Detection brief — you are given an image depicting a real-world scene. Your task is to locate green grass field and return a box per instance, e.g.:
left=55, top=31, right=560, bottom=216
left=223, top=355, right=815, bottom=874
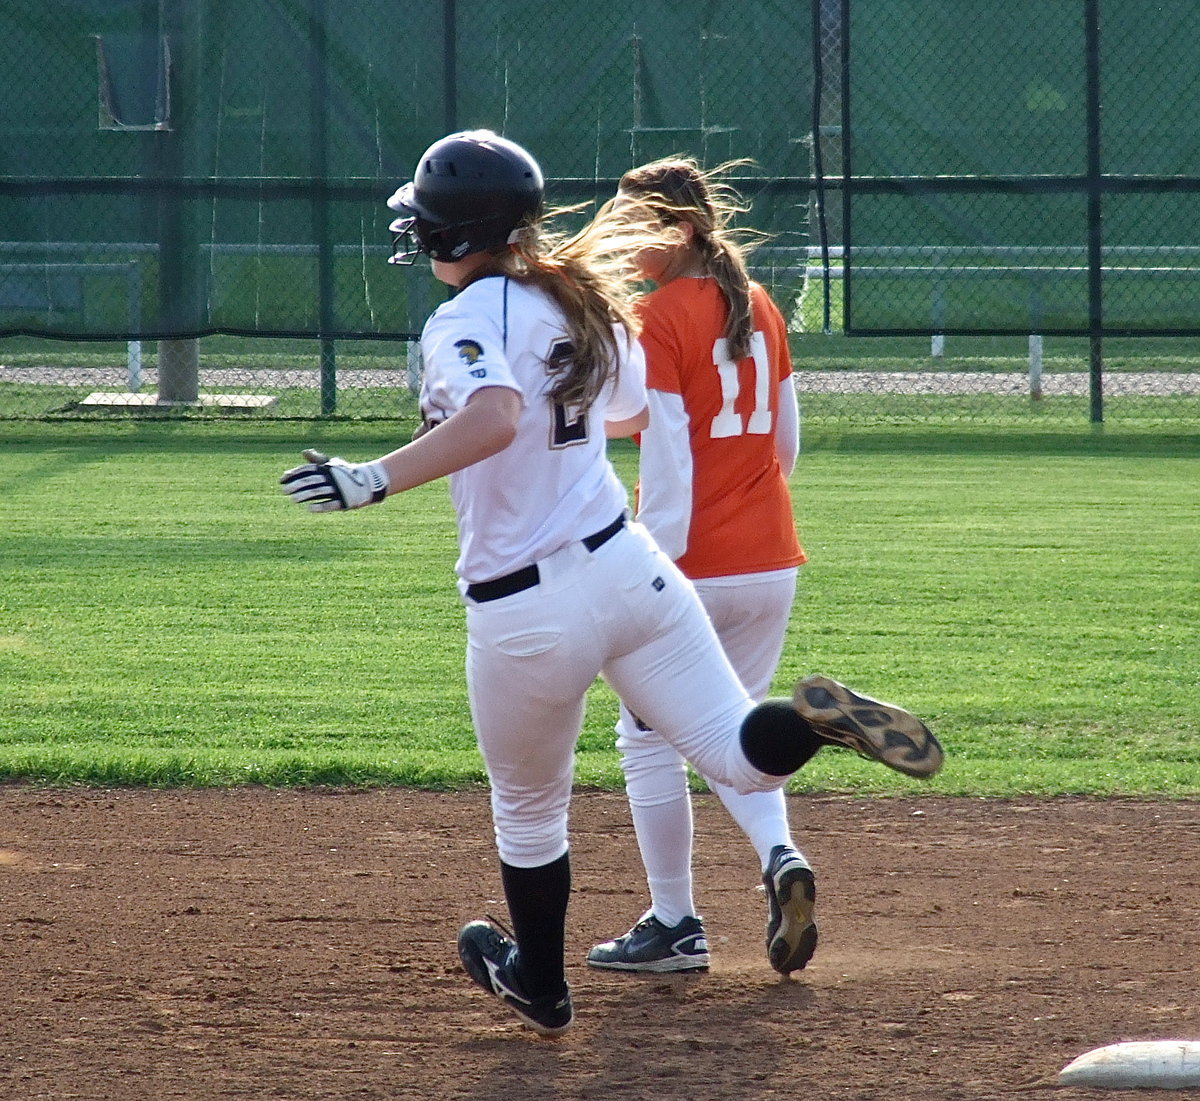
left=1, top=420, right=1197, bottom=795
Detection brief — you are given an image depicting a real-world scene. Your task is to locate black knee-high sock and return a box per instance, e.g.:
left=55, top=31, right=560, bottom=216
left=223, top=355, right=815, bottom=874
left=739, top=698, right=825, bottom=776
left=500, top=851, right=571, bottom=997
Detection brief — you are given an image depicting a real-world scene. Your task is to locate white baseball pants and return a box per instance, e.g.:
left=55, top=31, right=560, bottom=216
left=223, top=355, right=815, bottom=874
left=615, top=569, right=799, bottom=881
left=463, top=521, right=785, bottom=868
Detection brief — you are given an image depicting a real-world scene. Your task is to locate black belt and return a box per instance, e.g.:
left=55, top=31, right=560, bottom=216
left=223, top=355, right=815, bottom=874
left=465, top=513, right=626, bottom=603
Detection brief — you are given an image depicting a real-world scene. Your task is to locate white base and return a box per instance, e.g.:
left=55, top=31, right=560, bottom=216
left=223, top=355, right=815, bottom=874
left=1058, top=1040, right=1200, bottom=1089
left=80, top=392, right=278, bottom=410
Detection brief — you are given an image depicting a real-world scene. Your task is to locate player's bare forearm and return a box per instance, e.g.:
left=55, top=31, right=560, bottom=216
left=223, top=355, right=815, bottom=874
left=605, top=405, right=649, bottom=438
left=379, top=386, right=521, bottom=494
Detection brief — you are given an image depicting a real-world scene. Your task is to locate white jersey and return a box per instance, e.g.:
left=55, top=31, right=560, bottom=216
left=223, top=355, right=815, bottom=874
left=419, top=275, right=648, bottom=584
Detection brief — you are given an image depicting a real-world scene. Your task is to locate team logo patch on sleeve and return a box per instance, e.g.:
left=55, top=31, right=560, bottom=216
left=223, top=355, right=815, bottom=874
left=455, top=339, right=485, bottom=367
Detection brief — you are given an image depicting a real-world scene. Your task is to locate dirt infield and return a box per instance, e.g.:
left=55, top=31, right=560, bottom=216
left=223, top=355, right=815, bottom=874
left=2, top=787, right=1198, bottom=1100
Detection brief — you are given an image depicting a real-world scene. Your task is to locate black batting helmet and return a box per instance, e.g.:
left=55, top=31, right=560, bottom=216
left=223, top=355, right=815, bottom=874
left=386, top=130, right=545, bottom=264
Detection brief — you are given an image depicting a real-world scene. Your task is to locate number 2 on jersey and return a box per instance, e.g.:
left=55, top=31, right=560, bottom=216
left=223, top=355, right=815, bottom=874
left=548, top=338, right=588, bottom=448
left=709, top=332, right=772, bottom=439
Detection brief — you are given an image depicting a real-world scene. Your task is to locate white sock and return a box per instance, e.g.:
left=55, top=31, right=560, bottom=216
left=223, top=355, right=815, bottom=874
left=628, top=792, right=697, bottom=927
left=709, top=780, right=808, bottom=872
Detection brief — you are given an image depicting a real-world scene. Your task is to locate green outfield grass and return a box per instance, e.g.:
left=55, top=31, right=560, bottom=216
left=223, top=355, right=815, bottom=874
left=1, top=420, right=1197, bottom=795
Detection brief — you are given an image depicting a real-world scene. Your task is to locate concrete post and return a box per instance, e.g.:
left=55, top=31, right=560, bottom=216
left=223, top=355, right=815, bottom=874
left=157, top=338, right=199, bottom=403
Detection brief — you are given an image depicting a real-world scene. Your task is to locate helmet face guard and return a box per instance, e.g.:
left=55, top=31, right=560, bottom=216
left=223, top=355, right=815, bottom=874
left=386, top=182, right=434, bottom=265
left=386, top=213, right=422, bottom=266
left=386, top=131, right=544, bottom=265
left=386, top=206, right=510, bottom=265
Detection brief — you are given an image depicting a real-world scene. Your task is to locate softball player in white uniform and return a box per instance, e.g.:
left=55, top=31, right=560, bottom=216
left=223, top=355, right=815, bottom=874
left=281, top=130, right=943, bottom=1037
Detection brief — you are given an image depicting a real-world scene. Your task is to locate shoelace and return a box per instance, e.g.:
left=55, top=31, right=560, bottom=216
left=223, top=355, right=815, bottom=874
left=485, top=912, right=517, bottom=942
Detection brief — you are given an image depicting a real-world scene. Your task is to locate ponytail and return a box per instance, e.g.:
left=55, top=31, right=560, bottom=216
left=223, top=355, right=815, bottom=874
left=474, top=199, right=675, bottom=412
left=702, top=236, right=755, bottom=362
left=619, top=157, right=764, bottom=361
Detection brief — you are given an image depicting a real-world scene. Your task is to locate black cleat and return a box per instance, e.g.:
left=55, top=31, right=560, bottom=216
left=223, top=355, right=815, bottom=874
left=763, top=846, right=817, bottom=974
left=457, top=920, right=573, bottom=1036
left=586, top=913, right=710, bottom=973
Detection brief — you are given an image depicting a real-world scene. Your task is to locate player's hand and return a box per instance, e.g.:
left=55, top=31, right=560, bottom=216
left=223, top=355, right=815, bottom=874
left=280, top=449, right=390, bottom=512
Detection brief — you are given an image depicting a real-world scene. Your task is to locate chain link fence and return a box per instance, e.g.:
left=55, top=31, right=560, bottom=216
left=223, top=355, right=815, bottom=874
left=1, top=1, right=1196, bottom=424
left=796, top=0, right=1200, bottom=425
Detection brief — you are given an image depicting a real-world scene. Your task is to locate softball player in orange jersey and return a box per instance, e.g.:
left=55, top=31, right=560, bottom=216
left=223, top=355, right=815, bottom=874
left=281, top=133, right=942, bottom=1037
left=588, top=158, right=905, bottom=976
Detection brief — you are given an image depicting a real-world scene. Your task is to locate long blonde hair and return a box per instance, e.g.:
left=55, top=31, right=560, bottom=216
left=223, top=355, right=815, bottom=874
left=618, top=157, right=760, bottom=361
left=461, top=198, right=676, bottom=412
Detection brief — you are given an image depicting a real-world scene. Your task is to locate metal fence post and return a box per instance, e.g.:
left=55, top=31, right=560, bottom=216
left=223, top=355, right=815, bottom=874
left=1085, top=0, right=1105, bottom=423
left=309, top=0, right=336, bottom=414
left=154, top=0, right=201, bottom=405
left=443, top=0, right=457, bottom=133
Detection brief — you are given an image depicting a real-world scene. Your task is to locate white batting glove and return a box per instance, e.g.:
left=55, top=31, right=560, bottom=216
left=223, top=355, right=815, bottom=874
left=280, top=449, right=390, bottom=512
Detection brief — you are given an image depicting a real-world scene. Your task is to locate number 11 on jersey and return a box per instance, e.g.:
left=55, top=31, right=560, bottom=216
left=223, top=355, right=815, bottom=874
left=709, top=332, right=772, bottom=439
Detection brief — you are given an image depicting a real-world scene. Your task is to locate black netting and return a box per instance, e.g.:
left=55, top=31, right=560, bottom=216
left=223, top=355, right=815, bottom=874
left=843, top=0, right=1200, bottom=338
left=0, top=0, right=813, bottom=340
left=0, top=1, right=1196, bottom=423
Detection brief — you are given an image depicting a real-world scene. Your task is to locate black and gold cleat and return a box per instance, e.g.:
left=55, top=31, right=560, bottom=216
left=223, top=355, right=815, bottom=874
left=793, top=674, right=944, bottom=778
left=763, top=846, right=818, bottom=974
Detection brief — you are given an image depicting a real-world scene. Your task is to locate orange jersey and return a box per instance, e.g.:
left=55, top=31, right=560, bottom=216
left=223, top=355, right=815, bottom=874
left=635, top=277, right=805, bottom=579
